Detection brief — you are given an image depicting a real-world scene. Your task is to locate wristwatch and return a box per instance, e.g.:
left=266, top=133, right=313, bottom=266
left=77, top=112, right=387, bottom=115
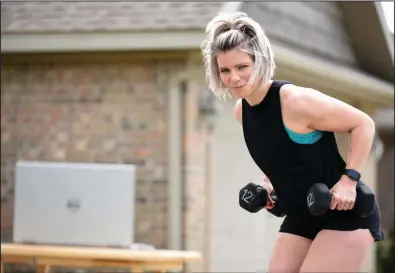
left=344, top=169, right=361, bottom=182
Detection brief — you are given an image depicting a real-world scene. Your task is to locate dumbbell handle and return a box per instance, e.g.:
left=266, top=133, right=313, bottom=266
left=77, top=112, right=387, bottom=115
left=307, top=183, right=375, bottom=217
left=270, top=191, right=277, bottom=202
left=331, top=186, right=374, bottom=209
left=267, top=190, right=286, bottom=217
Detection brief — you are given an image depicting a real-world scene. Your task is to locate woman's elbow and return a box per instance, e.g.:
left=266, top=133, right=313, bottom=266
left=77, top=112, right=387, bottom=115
left=362, top=114, right=375, bottom=136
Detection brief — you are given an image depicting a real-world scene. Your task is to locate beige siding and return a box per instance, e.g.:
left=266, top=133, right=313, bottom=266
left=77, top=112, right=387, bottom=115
left=210, top=98, right=284, bottom=272
left=377, top=133, right=394, bottom=234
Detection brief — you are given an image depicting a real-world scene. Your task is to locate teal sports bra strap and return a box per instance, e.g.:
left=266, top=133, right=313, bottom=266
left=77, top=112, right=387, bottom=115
left=284, top=124, right=323, bottom=144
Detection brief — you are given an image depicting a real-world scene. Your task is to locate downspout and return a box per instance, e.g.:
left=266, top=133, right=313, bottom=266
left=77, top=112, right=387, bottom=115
left=168, top=78, right=183, bottom=250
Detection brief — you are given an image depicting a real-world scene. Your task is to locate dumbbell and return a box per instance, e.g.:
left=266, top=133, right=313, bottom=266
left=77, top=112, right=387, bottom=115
left=306, top=183, right=376, bottom=217
left=239, top=182, right=286, bottom=217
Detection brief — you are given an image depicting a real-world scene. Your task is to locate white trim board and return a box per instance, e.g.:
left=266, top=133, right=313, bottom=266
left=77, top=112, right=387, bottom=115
left=1, top=31, right=205, bottom=52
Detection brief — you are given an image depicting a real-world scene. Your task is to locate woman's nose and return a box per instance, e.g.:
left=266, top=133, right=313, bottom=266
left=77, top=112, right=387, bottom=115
left=230, top=72, right=240, bottom=82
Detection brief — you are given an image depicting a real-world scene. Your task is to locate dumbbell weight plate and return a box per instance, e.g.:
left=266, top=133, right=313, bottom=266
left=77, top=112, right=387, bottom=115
left=239, top=183, right=268, bottom=213
left=306, top=183, right=331, bottom=216
left=353, top=183, right=376, bottom=218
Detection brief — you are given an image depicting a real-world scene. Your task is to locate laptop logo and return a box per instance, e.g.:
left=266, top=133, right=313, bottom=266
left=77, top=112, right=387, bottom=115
left=66, top=198, right=81, bottom=212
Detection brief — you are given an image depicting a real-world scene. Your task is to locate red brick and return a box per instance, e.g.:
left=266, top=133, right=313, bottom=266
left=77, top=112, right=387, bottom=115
left=0, top=61, right=180, bottom=248
left=1, top=57, right=208, bottom=271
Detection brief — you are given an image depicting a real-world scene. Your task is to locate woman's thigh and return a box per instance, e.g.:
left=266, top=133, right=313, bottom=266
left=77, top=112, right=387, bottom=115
left=299, top=229, right=374, bottom=272
left=268, top=232, right=312, bottom=273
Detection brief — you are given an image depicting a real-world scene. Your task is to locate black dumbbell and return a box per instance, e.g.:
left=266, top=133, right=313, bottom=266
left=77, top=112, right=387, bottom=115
left=239, top=182, right=286, bottom=217
left=306, top=183, right=376, bottom=217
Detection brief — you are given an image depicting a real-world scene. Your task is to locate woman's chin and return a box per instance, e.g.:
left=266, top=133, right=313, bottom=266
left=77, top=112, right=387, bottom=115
left=231, top=88, right=248, bottom=98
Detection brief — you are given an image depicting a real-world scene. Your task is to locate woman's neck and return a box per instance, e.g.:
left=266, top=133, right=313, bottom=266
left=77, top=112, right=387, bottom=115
left=244, top=80, right=273, bottom=106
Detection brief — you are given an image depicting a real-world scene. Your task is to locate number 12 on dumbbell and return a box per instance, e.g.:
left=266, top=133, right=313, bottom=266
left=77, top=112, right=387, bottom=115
left=241, top=187, right=259, bottom=205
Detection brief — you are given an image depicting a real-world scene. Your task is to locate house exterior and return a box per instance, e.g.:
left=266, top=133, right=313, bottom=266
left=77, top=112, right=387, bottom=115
left=1, top=2, right=394, bottom=273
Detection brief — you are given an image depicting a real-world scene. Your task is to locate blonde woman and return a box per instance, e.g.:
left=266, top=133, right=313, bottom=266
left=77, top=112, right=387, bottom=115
left=201, top=12, right=384, bottom=272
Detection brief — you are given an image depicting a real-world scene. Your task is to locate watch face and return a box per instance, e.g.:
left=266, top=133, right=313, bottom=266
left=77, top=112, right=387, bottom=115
left=349, top=174, right=357, bottom=181
left=346, top=169, right=360, bottom=181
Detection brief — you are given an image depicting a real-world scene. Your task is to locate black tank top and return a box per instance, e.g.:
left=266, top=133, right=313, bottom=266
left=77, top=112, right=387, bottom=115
left=242, top=80, right=346, bottom=215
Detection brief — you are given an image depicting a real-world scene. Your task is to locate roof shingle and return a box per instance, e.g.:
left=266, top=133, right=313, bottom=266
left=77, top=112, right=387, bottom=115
left=1, top=2, right=224, bottom=33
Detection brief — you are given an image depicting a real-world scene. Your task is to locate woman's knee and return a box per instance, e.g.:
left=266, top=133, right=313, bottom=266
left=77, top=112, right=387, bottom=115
left=268, top=232, right=312, bottom=273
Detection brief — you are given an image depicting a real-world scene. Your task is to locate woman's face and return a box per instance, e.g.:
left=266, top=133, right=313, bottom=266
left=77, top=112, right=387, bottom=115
left=216, top=49, right=257, bottom=98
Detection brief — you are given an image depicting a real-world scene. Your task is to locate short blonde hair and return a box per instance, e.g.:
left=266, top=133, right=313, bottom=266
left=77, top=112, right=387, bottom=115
left=201, top=12, right=276, bottom=100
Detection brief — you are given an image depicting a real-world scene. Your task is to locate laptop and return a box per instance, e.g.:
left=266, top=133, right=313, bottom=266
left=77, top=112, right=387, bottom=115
left=13, top=160, right=136, bottom=249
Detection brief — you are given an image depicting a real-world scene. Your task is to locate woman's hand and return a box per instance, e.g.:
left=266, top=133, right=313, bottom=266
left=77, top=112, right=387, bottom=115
left=329, top=175, right=357, bottom=211
left=261, top=177, right=275, bottom=209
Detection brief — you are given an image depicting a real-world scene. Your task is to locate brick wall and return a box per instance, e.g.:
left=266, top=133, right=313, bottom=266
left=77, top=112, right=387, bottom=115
left=1, top=56, right=189, bottom=250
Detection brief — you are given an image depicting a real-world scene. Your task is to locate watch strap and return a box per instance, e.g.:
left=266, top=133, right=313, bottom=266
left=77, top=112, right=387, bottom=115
left=345, top=169, right=361, bottom=182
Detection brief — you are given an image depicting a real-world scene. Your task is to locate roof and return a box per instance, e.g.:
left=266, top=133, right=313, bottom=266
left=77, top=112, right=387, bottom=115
left=339, top=2, right=394, bottom=82
left=1, top=2, right=224, bottom=33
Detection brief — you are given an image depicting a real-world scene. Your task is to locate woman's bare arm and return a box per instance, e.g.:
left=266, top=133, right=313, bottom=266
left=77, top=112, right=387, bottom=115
left=285, top=86, right=375, bottom=173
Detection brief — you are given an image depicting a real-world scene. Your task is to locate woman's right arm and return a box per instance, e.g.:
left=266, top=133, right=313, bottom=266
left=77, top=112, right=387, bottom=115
left=233, top=99, right=274, bottom=208
left=262, top=176, right=275, bottom=209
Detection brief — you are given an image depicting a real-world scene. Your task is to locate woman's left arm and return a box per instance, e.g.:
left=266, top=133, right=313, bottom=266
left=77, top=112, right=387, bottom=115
left=289, top=86, right=375, bottom=211
left=294, top=87, right=375, bottom=172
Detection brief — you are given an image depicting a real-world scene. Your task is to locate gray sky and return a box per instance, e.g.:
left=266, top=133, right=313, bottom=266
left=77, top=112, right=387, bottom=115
left=381, top=2, right=394, bottom=33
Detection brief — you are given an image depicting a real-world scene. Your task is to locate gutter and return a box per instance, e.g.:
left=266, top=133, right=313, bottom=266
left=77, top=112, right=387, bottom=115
left=272, top=42, right=394, bottom=106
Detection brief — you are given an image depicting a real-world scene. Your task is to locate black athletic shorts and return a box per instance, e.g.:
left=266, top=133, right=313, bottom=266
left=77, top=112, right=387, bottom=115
left=279, top=195, right=385, bottom=242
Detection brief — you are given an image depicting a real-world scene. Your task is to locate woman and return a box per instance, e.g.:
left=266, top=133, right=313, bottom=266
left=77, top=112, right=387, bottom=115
left=201, top=12, right=384, bottom=272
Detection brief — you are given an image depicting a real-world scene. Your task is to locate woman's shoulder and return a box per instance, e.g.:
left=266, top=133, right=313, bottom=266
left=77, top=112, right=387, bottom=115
left=279, top=82, right=310, bottom=104
left=280, top=84, right=336, bottom=125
